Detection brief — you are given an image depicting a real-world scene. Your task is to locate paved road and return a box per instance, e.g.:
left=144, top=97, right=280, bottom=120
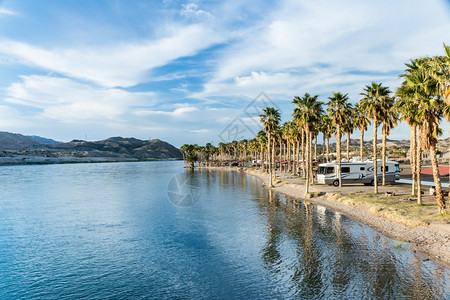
left=399, top=164, right=450, bottom=188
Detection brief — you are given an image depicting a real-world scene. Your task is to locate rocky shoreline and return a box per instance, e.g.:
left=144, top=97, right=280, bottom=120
left=201, top=166, right=450, bottom=268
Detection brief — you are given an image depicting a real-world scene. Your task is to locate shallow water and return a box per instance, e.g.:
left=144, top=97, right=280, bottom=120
left=0, top=161, right=448, bottom=299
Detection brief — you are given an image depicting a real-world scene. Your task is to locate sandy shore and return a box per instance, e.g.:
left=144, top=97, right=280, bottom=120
left=202, top=166, right=450, bottom=268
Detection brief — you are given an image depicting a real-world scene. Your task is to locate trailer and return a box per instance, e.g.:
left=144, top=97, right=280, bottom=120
left=316, top=160, right=400, bottom=186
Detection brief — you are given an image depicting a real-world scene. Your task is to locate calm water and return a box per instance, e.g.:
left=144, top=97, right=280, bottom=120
left=0, top=161, right=448, bottom=299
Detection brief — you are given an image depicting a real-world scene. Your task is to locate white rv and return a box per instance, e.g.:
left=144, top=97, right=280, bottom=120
left=317, top=160, right=400, bottom=186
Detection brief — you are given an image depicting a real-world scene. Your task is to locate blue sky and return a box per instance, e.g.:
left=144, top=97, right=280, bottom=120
left=0, top=0, right=450, bottom=147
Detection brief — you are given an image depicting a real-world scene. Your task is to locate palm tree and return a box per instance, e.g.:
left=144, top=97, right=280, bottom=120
left=293, top=93, right=323, bottom=193
left=238, top=139, right=248, bottom=163
left=320, top=115, right=334, bottom=162
left=380, top=98, right=399, bottom=185
left=412, top=58, right=446, bottom=213
left=327, top=92, right=351, bottom=187
left=430, top=44, right=450, bottom=206
left=248, top=138, right=259, bottom=163
left=399, top=57, right=446, bottom=212
left=343, top=109, right=355, bottom=161
left=185, top=150, right=197, bottom=168
left=180, top=144, right=189, bottom=163
left=290, top=123, right=301, bottom=175
left=272, top=127, right=282, bottom=174
left=360, top=82, right=391, bottom=193
left=354, top=102, right=371, bottom=162
left=257, top=130, right=267, bottom=171
left=396, top=70, right=422, bottom=199
left=260, top=107, right=281, bottom=187
left=282, top=122, right=294, bottom=173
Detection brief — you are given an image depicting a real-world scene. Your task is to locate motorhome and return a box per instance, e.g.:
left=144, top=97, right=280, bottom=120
left=317, top=160, right=400, bottom=186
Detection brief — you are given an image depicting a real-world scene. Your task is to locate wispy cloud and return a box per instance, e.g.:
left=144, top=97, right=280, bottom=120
left=6, top=75, right=157, bottom=123
left=0, top=24, right=224, bottom=88
left=133, top=104, right=199, bottom=118
left=0, top=0, right=449, bottom=145
left=195, top=0, right=450, bottom=103
left=181, top=3, right=212, bottom=19
left=0, top=8, right=16, bottom=15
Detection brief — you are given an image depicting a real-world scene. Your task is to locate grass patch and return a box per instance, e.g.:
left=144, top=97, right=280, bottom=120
left=331, top=192, right=450, bottom=227
left=327, top=193, right=343, bottom=201
left=427, top=210, right=450, bottom=222
left=304, top=191, right=325, bottom=199
left=393, top=240, right=406, bottom=249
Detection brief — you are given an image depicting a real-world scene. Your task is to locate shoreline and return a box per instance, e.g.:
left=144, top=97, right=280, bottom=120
left=200, top=166, right=450, bottom=268
left=0, top=156, right=182, bottom=166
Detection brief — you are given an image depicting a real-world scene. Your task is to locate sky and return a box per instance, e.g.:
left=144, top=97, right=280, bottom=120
left=0, top=0, right=450, bottom=147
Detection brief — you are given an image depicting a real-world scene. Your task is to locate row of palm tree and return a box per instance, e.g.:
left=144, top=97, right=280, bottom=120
left=184, top=44, right=449, bottom=214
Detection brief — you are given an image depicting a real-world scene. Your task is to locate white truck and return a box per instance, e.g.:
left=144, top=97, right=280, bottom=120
left=317, top=160, right=400, bottom=186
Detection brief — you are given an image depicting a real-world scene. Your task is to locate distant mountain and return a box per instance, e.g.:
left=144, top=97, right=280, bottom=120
left=0, top=132, right=182, bottom=160
left=55, top=137, right=182, bottom=159
left=27, top=135, right=62, bottom=144
left=0, top=131, right=55, bottom=150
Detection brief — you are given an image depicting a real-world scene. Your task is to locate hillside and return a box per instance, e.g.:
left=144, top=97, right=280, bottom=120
left=0, top=132, right=182, bottom=160
left=56, top=137, right=182, bottom=159
left=0, top=131, right=54, bottom=150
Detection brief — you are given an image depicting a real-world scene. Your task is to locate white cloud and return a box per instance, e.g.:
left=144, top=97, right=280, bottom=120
left=0, top=24, right=224, bottom=88
left=133, top=104, right=199, bottom=118
left=5, top=75, right=156, bottom=123
left=0, top=8, right=16, bottom=15
left=190, top=129, right=209, bottom=133
left=181, top=3, right=212, bottom=18
left=196, top=0, right=450, bottom=101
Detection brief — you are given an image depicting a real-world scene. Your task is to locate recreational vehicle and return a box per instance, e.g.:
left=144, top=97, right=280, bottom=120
left=317, top=160, right=400, bottom=186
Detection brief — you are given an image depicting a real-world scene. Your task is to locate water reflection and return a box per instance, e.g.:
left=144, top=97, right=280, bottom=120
left=251, top=177, right=449, bottom=299
left=1, top=164, right=448, bottom=299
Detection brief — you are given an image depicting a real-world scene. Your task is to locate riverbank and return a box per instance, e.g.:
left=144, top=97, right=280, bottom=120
left=201, top=166, right=450, bottom=267
left=0, top=155, right=181, bottom=165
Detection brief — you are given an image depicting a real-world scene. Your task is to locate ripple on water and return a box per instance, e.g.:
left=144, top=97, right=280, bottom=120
left=0, top=162, right=448, bottom=299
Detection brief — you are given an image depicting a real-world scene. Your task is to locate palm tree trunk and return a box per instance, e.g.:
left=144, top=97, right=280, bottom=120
left=430, top=144, right=446, bottom=213
left=322, top=133, right=326, bottom=162
left=272, top=138, right=276, bottom=176
left=289, top=142, right=295, bottom=173
left=382, top=126, right=387, bottom=186
left=268, top=133, right=273, bottom=187
left=287, top=141, right=290, bottom=173
left=301, top=131, right=306, bottom=178
left=326, top=136, right=330, bottom=163
left=260, top=144, right=264, bottom=171
left=314, top=135, right=317, bottom=161
left=305, top=129, right=310, bottom=193
left=310, top=132, right=313, bottom=184
left=296, top=141, right=300, bottom=175
left=336, top=124, right=342, bottom=188
left=373, top=116, right=378, bottom=193
left=360, top=128, right=364, bottom=161
left=417, top=131, right=422, bottom=204
left=346, top=132, right=350, bottom=161
left=410, top=125, right=416, bottom=195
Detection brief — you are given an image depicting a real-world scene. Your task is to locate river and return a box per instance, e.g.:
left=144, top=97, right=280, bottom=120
left=0, top=161, right=448, bottom=299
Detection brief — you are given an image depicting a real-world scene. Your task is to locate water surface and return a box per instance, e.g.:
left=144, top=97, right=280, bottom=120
left=0, top=161, right=448, bottom=299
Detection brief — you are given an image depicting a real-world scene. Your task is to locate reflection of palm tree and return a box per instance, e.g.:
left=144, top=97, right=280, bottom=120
left=261, top=190, right=282, bottom=268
